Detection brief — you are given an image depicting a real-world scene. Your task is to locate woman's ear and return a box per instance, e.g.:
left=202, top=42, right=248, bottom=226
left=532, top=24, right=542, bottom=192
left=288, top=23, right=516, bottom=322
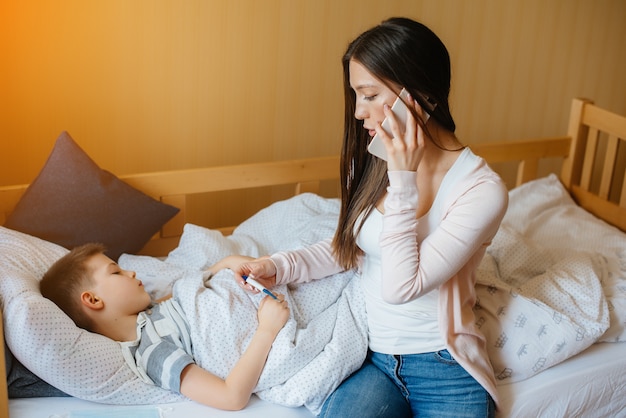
left=80, top=291, right=104, bottom=310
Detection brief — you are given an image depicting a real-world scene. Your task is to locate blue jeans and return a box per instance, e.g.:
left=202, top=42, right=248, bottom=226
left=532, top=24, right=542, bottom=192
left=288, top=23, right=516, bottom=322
left=319, top=350, right=495, bottom=418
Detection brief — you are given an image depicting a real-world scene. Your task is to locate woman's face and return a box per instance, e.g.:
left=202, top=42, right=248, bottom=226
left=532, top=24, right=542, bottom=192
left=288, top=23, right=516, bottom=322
left=349, top=59, right=401, bottom=139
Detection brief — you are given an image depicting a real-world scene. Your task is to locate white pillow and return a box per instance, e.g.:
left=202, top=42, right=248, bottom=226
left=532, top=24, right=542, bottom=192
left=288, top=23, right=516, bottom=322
left=475, top=174, right=626, bottom=384
left=0, top=226, right=182, bottom=403
left=476, top=228, right=609, bottom=383
left=503, top=174, right=626, bottom=343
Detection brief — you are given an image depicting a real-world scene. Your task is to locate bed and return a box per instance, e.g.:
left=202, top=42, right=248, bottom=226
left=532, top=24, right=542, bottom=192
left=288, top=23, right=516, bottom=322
left=1, top=97, right=625, bottom=418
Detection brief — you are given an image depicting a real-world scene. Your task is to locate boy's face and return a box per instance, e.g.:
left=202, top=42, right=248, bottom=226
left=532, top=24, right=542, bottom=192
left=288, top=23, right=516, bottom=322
left=87, top=253, right=152, bottom=315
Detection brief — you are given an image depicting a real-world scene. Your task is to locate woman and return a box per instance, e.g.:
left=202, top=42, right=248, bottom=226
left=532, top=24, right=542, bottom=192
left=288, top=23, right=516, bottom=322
left=215, top=17, right=507, bottom=417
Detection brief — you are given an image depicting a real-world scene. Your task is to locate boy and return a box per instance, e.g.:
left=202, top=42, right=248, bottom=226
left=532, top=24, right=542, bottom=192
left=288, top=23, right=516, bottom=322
left=40, top=243, right=289, bottom=411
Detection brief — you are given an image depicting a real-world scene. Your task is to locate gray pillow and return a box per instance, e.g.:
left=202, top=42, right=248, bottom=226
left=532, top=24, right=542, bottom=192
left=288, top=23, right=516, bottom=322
left=4, top=131, right=179, bottom=260
left=4, top=341, right=69, bottom=398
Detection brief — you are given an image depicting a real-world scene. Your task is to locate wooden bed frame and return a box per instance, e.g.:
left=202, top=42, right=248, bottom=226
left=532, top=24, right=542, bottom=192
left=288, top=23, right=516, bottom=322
left=1, top=97, right=625, bottom=417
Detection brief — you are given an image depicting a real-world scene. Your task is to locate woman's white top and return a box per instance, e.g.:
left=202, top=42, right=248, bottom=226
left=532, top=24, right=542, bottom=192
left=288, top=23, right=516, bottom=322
left=357, top=207, right=444, bottom=354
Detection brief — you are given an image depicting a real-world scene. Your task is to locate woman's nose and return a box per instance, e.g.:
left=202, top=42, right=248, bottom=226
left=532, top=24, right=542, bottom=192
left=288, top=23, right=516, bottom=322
left=354, top=103, right=367, bottom=120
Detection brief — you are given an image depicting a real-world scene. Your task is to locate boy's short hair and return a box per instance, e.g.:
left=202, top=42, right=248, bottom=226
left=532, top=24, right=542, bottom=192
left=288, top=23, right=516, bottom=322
left=40, top=243, right=106, bottom=332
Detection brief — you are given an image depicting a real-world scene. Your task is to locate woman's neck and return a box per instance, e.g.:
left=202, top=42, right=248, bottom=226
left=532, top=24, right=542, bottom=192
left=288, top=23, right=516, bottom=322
left=421, top=126, right=463, bottom=173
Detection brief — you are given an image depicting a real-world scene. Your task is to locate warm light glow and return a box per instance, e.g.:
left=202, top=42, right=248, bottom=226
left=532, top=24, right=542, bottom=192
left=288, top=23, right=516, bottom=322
left=1, top=0, right=625, bottom=195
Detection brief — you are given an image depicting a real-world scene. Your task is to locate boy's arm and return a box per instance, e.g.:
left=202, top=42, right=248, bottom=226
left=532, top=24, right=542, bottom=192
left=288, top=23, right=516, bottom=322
left=179, top=328, right=278, bottom=410
left=178, top=296, right=289, bottom=410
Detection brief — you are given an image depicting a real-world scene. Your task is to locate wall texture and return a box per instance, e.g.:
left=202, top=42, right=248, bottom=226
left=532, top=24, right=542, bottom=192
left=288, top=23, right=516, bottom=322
left=1, top=0, right=625, bottom=190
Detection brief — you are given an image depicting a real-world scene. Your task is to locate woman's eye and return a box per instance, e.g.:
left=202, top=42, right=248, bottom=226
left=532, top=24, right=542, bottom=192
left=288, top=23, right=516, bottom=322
left=364, top=95, right=377, bottom=102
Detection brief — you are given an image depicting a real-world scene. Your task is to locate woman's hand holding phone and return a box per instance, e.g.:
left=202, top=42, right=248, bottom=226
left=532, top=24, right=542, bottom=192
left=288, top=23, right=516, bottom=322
left=367, top=88, right=433, bottom=172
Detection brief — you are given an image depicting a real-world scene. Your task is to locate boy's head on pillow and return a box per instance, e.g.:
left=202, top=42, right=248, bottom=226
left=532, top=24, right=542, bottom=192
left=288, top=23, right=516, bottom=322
left=40, top=243, right=152, bottom=336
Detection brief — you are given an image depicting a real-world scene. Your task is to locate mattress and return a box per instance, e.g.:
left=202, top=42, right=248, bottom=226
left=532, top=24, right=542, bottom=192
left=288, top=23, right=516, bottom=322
left=496, top=342, right=626, bottom=418
left=11, top=341, right=625, bottom=418
left=10, top=395, right=313, bottom=418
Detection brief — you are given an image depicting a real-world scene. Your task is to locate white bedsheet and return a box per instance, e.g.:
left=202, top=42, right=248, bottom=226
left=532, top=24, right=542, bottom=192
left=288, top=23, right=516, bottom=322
left=496, top=342, right=626, bottom=418
left=11, top=395, right=314, bottom=418
left=11, top=341, right=625, bottom=418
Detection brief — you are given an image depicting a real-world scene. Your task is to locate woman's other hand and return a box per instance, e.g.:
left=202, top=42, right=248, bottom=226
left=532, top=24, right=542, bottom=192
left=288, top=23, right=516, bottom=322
left=206, top=255, right=254, bottom=276
left=237, top=258, right=277, bottom=294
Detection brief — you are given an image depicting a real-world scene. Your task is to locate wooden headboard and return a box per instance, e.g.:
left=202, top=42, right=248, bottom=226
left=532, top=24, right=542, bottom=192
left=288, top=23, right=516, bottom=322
left=561, top=98, right=626, bottom=231
left=1, top=98, right=625, bottom=257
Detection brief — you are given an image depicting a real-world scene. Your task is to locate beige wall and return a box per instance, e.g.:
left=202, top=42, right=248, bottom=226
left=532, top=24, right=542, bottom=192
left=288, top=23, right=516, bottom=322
left=1, top=0, right=625, bottom=189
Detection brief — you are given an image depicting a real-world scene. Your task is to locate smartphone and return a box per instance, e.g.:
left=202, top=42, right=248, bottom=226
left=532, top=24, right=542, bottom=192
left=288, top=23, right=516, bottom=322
left=367, top=88, right=432, bottom=161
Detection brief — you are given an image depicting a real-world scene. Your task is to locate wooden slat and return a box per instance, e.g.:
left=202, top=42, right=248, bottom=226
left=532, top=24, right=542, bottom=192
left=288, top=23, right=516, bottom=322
left=295, top=181, right=321, bottom=195
left=621, top=166, right=626, bottom=208
left=561, top=98, right=591, bottom=188
left=160, top=194, right=186, bottom=238
left=581, top=101, right=626, bottom=139
left=472, top=137, right=571, bottom=188
left=571, top=184, right=626, bottom=232
left=472, top=136, right=571, bottom=163
left=599, top=134, right=619, bottom=199
left=120, top=157, right=340, bottom=199
left=516, top=159, right=539, bottom=187
left=580, top=127, right=598, bottom=190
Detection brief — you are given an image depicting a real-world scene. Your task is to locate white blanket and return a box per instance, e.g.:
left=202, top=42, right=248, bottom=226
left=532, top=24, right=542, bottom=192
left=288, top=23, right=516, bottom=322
left=121, top=194, right=367, bottom=414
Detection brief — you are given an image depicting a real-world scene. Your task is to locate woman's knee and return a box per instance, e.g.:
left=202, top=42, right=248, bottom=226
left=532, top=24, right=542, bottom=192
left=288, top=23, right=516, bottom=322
left=318, top=360, right=411, bottom=418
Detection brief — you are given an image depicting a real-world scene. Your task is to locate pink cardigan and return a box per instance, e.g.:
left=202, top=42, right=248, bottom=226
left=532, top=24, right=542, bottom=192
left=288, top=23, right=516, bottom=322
left=271, top=148, right=508, bottom=407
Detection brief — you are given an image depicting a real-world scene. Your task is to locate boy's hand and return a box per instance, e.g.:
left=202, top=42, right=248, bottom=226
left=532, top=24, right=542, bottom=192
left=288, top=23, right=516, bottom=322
left=256, top=294, right=289, bottom=336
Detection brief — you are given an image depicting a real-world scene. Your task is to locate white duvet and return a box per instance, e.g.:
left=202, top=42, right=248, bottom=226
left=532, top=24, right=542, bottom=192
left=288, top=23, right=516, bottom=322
left=121, top=194, right=367, bottom=414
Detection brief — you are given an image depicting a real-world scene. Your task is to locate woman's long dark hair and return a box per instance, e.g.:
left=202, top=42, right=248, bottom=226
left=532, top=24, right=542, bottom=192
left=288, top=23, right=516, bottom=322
left=332, top=17, right=457, bottom=270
